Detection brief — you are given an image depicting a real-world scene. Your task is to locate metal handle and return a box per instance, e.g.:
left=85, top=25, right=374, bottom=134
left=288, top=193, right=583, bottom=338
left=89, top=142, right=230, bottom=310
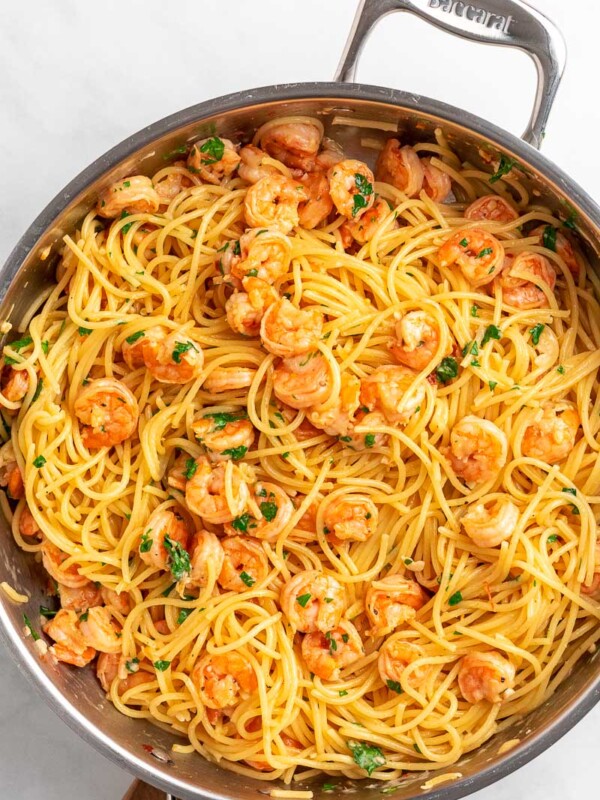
left=335, top=0, right=566, bottom=149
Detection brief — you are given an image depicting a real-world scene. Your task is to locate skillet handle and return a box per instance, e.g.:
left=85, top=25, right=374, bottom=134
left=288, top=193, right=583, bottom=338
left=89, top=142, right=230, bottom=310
left=334, top=0, right=566, bottom=149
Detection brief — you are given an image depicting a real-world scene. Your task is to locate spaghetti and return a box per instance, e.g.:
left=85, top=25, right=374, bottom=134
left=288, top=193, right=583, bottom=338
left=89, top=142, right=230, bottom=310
left=2, top=116, right=600, bottom=784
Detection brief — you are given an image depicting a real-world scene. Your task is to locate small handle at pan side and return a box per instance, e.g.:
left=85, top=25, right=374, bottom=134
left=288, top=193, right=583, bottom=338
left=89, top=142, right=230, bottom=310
left=334, top=0, right=566, bottom=149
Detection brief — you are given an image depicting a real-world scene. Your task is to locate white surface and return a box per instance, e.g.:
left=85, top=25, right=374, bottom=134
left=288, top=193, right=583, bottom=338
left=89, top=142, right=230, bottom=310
left=0, top=0, right=598, bottom=798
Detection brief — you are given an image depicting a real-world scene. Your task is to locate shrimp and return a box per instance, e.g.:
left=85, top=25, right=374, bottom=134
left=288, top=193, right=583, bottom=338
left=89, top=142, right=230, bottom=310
left=203, top=367, right=257, bottom=393
left=378, top=638, right=429, bottom=688
left=192, top=409, right=254, bottom=461
left=96, top=652, right=153, bottom=694
left=43, top=609, right=96, bottom=667
left=375, top=140, right=424, bottom=198
left=365, top=575, right=428, bottom=635
left=465, top=194, right=519, bottom=223
left=344, top=410, right=389, bottom=452
left=581, top=540, right=600, bottom=596
left=187, top=137, right=241, bottom=184
left=100, top=587, right=132, bottom=616
left=280, top=570, right=346, bottom=633
left=74, top=378, right=139, bottom=448
left=192, top=652, right=258, bottom=709
left=57, top=581, right=102, bottom=613
left=154, top=162, right=193, bottom=204
left=322, top=494, right=378, bottom=543
left=19, top=504, right=41, bottom=538
left=167, top=452, right=192, bottom=493
left=121, top=326, right=167, bottom=370
left=421, top=158, right=452, bottom=203
left=79, top=606, right=122, bottom=653
left=41, top=538, right=88, bottom=589
left=315, top=137, right=345, bottom=171
left=328, top=159, right=375, bottom=219
left=0, top=443, right=24, bottom=499
left=389, top=310, right=451, bottom=372
left=226, top=283, right=278, bottom=337
left=187, top=530, right=225, bottom=588
left=273, top=353, right=332, bottom=410
left=301, top=619, right=364, bottom=680
left=461, top=496, right=519, bottom=547
left=232, top=228, right=292, bottom=285
left=340, top=197, right=392, bottom=245
left=142, top=330, right=204, bottom=384
left=532, top=326, right=559, bottom=372
left=497, top=252, right=556, bottom=309
left=238, top=145, right=279, bottom=184
left=360, top=365, right=425, bottom=425
left=458, top=650, right=516, bottom=704
left=244, top=175, right=307, bottom=234
left=260, top=121, right=322, bottom=171
left=521, top=401, right=580, bottom=465
left=438, top=228, right=504, bottom=287
left=225, top=482, right=293, bottom=541
left=185, top=457, right=251, bottom=524
left=306, top=372, right=360, bottom=437
left=138, top=508, right=191, bottom=572
left=297, top=171, right=333, bottom=229
left=97, top=176, right=160, bottom=218
left=1, top=365, right=29, bottom=402
left=218, top=536, right=269, bottom=592
left=444, top=416, right=508, bottom=486
left=530, top=224, right=579, bottom=276
left=260, top=298, right=324, bottom=358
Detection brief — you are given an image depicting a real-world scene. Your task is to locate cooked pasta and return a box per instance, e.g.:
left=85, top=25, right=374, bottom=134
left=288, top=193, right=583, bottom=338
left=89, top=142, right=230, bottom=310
left=3, top=116, right=600, bottom=784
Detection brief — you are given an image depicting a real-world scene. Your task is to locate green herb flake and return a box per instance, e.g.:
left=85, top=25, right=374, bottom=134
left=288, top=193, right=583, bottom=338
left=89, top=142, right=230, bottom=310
left=339, top=690, right=348, bottom=697
left=203, top=411, right=247, bottom=431
left=547, top=534, right=558, bottom=543
left=325, top=631, right=337, bottom=653
left=386, top=679, right=403, bottom=694
left=120, top=209, right=134, bottom=234
left=561, top=487, right=580, bottom=514
left=322, top=784, right=336, bottom=792
left=476, top=247, right=493, bottom=259
left=23, top=613, right=40, bottom=641
left=183, top=458, right=197, bottom=480
left=459, top=238, right=468, bottom=248
left=231, top=513, right=251, bottom=533
left=489, top=154, right=517, bottom=184
left=470, top=305, right=479, bottom=317
left=78, top=327, right=92, bottom=336
left=240, top=571, right=255, bottom=587
left=125, top=657, right=139, bottom=672
left=260, top=501, right=278, bottom=522
left=413, top=743, right=422, bottom=754
left=163, top=533, right=191, bottom=581
left=39, top=605, right=57, bottom=619
left=530, top=323, right=545, bottom=345
left=448, top=590, right=463, bottom=606
left=246, top=269, right=258, bottom=277
left=139, top=529, right=153, bottom=553
left=153, top=660, right=171, bottom=671
left=436, top=356, right=459, bottom=384
left=79, top=611, right=89, bottom=622
left=481, top=324, right=501, bottom=346
left=542, top=225, right=557, bottom=251
left=297, top=593, right=311, bottom=608
left=9, top=336, right=33, bottom=351
left=199, top=136, right=225, bottom=165
left=171, top=341, right=196, bottom=364
left=348, top=741, right=386, bottom=776
left=364, top=433, right=376, bottom=448
left=222, top=445, right=248, bottom=461
left=125, top=330, right=145, bottom=345
left=489, top=380, right=498, bottom=391
left=557, top=365, right=565, bottom=374
left=33, top=455, right=46, bottom=469
left=41, top=340, right=50, bottom=355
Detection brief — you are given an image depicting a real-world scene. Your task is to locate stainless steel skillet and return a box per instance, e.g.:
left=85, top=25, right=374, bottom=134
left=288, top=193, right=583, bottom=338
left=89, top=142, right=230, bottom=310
left=1, top=2, right=599, bottom=799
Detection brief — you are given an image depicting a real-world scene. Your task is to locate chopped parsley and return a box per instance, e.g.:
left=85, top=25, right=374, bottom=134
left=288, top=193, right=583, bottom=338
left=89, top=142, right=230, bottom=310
left=339, top=690, right=348, bottom=697
left=542, top=225, right=557, bottom=251
left=562, top=487, right=580, bottom=514
left=78, top=327, right=92, bottom=336
left=448, top=590, right=463, bottom=606
left=413, top=743, right=422, bottom=754
left=8, top=335, right=33, bottom=351
left=171, top=341, right=197, bottom=364
left=153, top=660, right=171, bottom=671
left=489, top=154, right=517, bottom=183
left=348, top=741, right=386, bottom=776
left=33, top=455, right=46, bottom=468
left=240, top=571, right=255, bottom=587
left=139, top=529, right=153, bottom=553
left=436, top=356, right=458, bottom=384
left=530, top=323, right=545, bottom=345
left=203, top=411, right=247, bottom=431
left=481, top=324, right=501, bottom=346
left=125, top=657, right=139, bottom=672
left=557, top=365, right=565, bottom=374
left=341, top=633, right=349, bottom=643
left=259, top=501, right=278, bottom=521
left=476, top=247, right=493, bottom=259
left=32, top=378, right=44, bottom=403
left=183, top=458, right=197, bottom=480
left=231, top=513, right=252, bottom=532
left=352, top=173, right=373, bottom=217
left=39, top=605, right=57, bottom=619
left=563, top=209, right=577, bottom=231
left=489, top=380, right=498, bottom=391
left=222, top=445, right=247, bottom=461
left=364, top=433, right=376, bottom=448
left=470, top=304, right=479, bottom=317
left=386, top=679, right=403, bottom=694
left=125, top=330, right=145, bottom=345
left=199, top=136, right=225, bottom=165
left=547, top=534, right=558, bottom=543
left=163, top=533, right=191, bottom=581
left=41, top=340, right=49, bottom=355
left=462, top=340, right=479, bottom=357
left=246, top=268, right=258, bottom=277
left=79, top=611, right=89, bottom=622
left=296, top=593, right=311, bottom=607
left=120, top=209, right=134, bottom=234
left=459, top=238, right=468, bottom=248
left=325, top=631, right=337, bottom=653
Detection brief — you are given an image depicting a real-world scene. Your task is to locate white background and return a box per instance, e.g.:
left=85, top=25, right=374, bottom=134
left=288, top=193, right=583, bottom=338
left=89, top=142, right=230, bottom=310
left=0, top=0, right=598, bottom=798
